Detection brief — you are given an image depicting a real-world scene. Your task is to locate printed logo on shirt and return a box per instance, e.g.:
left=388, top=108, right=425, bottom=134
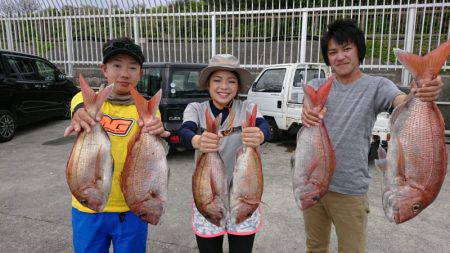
left=100, top=115, right=134, bottom=136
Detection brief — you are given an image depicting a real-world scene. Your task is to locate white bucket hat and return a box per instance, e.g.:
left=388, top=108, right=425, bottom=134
left=198, top=54, right=253, bottom=93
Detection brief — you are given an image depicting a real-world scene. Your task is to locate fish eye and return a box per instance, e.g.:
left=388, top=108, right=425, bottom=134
left=412, top=203, right=422, bottom=213
left=80, top=200, right=88, bottom=205
left=312, top=195, right=320, bottom=201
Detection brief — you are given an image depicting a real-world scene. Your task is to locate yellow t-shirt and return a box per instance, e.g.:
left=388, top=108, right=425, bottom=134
left=70, top=91, right=161, bottom=213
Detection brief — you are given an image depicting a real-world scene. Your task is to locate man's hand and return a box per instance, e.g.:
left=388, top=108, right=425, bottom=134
left=301, top=101, right=327, bottom=127
left=139, top=117, right=170, bottom=137
left=192, top=132, right=221, bottom=153
left=416, top=76, right=443, bottom=102
left=64, top=108, right=103, bottom=137
left=242, top=127, right=264, bottom=148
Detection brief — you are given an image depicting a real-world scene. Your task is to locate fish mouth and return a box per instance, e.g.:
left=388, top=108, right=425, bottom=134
left=382, top=191, right=398, bottom=223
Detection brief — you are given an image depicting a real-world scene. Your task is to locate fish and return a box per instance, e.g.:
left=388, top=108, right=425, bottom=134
left=229, top=105, right=264, bottom=224
left=66, top=74, right=114, bottom=212
left=192, top=109, right=228, bottom=226
left=292, top=76, right=336, bottom=210
left=375, top=39, right=450, bottom=224
left=121, top=87, right=169, bottom=225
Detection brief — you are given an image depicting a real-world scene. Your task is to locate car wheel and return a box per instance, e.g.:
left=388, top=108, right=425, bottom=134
left=267, top=118, right=280, bottom=142
left=0, top=110, right=16, bottom=142
left=368, top=140, right=382, bottom=162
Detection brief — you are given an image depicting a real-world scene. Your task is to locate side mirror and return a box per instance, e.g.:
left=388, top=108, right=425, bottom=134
left=56, top=73, right=66, bottom=81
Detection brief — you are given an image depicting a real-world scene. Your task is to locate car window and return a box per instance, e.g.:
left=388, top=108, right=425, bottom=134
left=293, top=68, right=326, bottom=87
left=252, top=68, right=286, bottom=93
left=35, top=60, right=56, bottom=82
left=5, top=56, right=39, bottom=80
left=169, top=69, right=207, bottom=98
left=137, top=67, right=162, bottom=96
left=289, top=68, right=326, bottom=103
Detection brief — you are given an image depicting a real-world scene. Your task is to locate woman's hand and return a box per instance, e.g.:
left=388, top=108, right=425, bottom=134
left=192, top=132, right=221, bottom=153
left=242, top=127, right=264, bottom=148
left=64, top=108, right=103, bottom=137
left=139, top=117, right=170, bottom=137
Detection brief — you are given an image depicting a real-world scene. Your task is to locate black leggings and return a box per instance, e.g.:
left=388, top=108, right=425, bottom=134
left=195, top=233, right=255, bottom=253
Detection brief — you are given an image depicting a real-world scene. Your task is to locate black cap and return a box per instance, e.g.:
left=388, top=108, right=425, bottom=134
left=102, top=37, right=145, bottom=66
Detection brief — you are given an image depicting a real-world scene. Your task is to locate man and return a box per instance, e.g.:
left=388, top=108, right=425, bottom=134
left=301, top=19, right=443, bottom=252
left=64, top=37, right=169, bottom=253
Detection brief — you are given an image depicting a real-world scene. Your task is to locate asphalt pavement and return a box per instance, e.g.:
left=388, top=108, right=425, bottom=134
left=1, top=119, right=450, bottom=252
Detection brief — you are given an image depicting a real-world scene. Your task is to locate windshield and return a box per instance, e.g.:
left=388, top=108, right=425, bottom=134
left=169, top=69, right=209, bottom=98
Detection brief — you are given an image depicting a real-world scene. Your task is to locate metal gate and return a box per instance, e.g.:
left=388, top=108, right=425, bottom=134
left=0, top=0, right=449, bottom=82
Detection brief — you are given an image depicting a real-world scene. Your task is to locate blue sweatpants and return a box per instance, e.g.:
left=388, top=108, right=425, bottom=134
left=72, top=208, right=148, bottom=253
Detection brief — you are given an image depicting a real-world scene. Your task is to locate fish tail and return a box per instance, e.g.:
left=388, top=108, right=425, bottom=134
left=205, top=108, right=222, bottom=134
left=394, top=39, right=450, bottom=84
left=79, top=74, right=112, bottom=110
left=318, top=76, right=334, bottom=107
left=303, top=76, right=333, bottom=107
left=130, top=87, right=162, bottom=122
left=246, top=104, right=258, bottom=128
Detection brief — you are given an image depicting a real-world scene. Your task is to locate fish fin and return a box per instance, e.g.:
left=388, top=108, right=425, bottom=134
left=375, top=146, right=388, bottom=172
left=394, top=39, right=450, bottom=83
left=130, top=87, right=162, bottom=123
left=395, top=136, right=406, bottom=183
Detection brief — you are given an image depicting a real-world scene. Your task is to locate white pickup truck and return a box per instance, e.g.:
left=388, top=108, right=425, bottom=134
left=246, top=63, right=391, bottom=156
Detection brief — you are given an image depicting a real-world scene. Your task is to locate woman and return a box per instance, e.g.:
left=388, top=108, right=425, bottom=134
left=179, top=54, right=270, bottom=253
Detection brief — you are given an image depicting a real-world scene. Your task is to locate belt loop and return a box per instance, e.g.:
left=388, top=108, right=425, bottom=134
left=119, top=212, right=126, bottom=223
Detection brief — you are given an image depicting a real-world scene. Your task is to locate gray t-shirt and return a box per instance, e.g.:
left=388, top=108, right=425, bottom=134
left=309, top=74, right=403, bottom=195
left=183, top=100, right=263, bottom=184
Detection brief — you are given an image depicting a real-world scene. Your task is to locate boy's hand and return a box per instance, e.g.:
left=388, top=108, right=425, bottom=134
left=64, top=108, right=103, bottom=137
left=242, top=127, right=264, bottom=148
left=416, top=76, right=443, bottom=102
left=192, top=132, right=221, bottom=153
left=139, top=118, right=170, bottom=137
left=301, top=102, right=326, bottom=127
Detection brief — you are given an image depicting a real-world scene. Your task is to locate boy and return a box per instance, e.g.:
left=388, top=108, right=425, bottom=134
left=301, top=19, right=443, bottom=252
left=64, top=37, right=169, bottom=253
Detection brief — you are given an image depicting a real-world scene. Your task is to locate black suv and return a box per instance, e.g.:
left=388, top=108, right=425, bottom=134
left=0, top=50, right=79, bottom=142
left=136, top=63, right=209, bottom=150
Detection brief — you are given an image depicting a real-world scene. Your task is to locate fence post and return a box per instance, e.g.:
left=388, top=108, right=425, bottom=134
left=300, top=11, right=308, bottom=63
left=108, top=0, right=113, bottom=39
left=5, top=19, right=14, bottom=51
left=133, top=16, right=139, bottom=45
left=65, top=18, right=74, bottom=77
left=401, top=7, right=417, bottom=85
left=211, top=14, right=216, bottom=57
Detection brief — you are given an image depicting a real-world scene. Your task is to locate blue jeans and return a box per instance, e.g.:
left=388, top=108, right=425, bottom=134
left=72, top=208, right=148, bottom=253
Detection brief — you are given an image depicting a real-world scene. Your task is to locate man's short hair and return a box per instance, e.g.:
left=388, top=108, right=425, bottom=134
left=102, top=37, right=145, bottom=66
left=321, top=19, right=366, bottom=66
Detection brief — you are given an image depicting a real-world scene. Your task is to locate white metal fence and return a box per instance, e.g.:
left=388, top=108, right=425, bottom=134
left=0, top=0, right=449, bottom=82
